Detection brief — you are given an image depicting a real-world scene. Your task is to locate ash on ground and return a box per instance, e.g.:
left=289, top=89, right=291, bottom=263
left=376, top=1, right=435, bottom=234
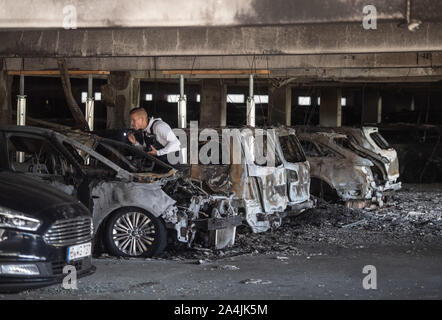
left=150, top=184, right=442, bottom=261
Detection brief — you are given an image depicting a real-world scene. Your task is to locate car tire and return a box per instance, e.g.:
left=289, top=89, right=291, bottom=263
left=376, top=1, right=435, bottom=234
left=104, top=207, right=167, bottom=258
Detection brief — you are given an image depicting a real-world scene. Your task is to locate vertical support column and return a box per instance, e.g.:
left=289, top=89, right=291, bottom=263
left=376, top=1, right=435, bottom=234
left=305, top=89, right=318, bottom=125
left=410, top=95, right=415, bottom=111
left=361, top=88, right=382, bottom=124
left=85, top=74, right=95, bottom=131
left=269, top=85, right=292, bottom=126
left=246, top=74, right=255, bottom=127
left=319, top=88, right=342, bottom=127
left=0, top=69, right=12, bottom=125
left=178, top=74, right=187, bottom=129
left=101, top=71, right=140, bottom=129
left=220, top=83, right=227, bottom=127
left=200, top=79, right=226, bottom=127
left=17, top=74, right=26, bottom=162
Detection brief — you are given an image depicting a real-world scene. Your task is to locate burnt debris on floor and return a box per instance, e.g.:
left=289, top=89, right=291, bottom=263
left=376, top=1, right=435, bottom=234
left=150, top=183, right=442, bottom=262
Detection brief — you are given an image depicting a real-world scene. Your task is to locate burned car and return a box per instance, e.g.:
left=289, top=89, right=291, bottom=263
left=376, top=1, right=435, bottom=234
left=180, top=126, right=314, bottom=233
left=0, top=125, right=241, bottom=258
left=297, top=131, right=383, bottom=208
left=329, top=126, right=401, bottom=193
left=0, top=170, right=95, bottom=292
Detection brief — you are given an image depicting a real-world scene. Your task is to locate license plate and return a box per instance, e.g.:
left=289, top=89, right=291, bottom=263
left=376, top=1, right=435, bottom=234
left=67, top=242, right=91, bottom=262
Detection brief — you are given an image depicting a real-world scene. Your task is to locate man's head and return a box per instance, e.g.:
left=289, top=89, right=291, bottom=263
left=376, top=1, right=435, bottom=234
left=129, top=107, right=148, bottom=130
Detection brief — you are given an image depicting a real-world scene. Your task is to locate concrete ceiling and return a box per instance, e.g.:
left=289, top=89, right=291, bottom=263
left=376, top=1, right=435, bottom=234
left=1, top=0, right=441, bottom=83
left=1, top=0, right=441, bottom=28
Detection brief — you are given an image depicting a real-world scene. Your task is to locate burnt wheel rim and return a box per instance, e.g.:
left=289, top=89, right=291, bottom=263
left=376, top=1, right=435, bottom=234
left=112, top=212, right=156, bottom=256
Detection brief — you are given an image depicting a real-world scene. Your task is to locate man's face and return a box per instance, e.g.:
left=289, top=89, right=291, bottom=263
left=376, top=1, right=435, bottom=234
left=130, top=112, right=148, bottom=130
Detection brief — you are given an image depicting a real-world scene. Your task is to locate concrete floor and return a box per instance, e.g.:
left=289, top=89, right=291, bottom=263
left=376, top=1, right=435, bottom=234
left=3, top=183, right=442, bottom=300
left=4, top=242, right=442, bottom=300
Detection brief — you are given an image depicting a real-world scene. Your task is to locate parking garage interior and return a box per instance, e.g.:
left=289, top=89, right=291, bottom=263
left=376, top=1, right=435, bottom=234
left=0, top=0, right=442, bottom=300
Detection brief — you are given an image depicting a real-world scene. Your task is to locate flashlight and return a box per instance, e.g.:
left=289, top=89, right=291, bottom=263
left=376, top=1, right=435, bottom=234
left=124, top=128, right=136, bottom=137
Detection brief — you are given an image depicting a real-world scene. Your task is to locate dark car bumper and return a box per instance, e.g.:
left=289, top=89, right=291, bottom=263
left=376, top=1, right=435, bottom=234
left=0, top=229, right=95, bottom=293
left=0, top=257, right=95, bottom=293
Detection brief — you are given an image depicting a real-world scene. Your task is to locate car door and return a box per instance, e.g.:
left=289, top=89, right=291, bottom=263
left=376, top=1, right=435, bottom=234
left=242, top=131, right=287, bottom=213
left=276, top=133, right=311, bottom=204
left=299, top=138, right=324, bottom=178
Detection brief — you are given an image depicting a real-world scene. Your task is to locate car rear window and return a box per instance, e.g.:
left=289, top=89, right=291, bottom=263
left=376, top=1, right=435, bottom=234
left=370, top=132, right=390, bottom=149
left=279, top=135, right=306, bottom=163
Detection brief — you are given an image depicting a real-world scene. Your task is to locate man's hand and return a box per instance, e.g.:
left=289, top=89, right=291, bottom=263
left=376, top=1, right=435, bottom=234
left=128, top=133, right=137, bottom=145
left=148, top=145, right=158, bottom=156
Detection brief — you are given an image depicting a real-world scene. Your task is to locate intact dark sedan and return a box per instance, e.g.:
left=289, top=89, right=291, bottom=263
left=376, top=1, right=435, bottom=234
left=0, top=170, right=95, bottom=292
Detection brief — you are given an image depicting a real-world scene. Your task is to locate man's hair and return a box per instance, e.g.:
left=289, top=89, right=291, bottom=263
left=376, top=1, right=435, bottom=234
left=129, top=107, right=148, bottom=118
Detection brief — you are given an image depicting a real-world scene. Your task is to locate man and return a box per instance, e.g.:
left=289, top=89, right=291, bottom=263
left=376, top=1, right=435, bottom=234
left=128, top=107, right=180, bottom=164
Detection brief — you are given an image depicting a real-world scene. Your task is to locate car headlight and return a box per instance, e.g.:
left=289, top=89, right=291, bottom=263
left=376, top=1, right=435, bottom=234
left=0, top=207, right=41, bottom=231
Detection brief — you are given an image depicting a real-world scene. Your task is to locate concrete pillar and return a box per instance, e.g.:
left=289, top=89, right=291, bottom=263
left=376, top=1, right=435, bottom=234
left=319, top=88, right=342, bottom=127
left=200, top=79, right=226, bottom=127
left=362, top=88, right=382, bottom=124
left=0, top=69, right=12, bottom=125
left=101, top=71, right=140, bottom=129
left=269, top=86, right=292, bottom=126
left=220, top=92, right=227, bottom=127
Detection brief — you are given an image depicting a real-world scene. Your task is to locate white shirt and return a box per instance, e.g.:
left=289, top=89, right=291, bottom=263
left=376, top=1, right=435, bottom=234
left=134, top=117, right=181, bottom=156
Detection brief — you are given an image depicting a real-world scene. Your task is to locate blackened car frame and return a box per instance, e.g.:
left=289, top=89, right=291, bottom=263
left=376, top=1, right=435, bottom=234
left=0, top=125, right=241, bottom=258
left=179, top=126, right=314, bottom=233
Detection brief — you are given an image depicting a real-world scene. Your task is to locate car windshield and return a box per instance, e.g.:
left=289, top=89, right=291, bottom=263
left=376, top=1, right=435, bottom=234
left=63, top=134, right=172, bottom=174
left=99, top=138, right=172, bottom=174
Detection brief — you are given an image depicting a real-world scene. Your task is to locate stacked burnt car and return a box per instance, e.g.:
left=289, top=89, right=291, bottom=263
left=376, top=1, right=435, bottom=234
left=0, top=124, right=400, bottom=259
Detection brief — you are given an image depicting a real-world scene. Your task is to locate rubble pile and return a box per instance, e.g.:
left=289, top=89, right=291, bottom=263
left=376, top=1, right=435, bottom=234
left=160, top=184, right=442, bottom=261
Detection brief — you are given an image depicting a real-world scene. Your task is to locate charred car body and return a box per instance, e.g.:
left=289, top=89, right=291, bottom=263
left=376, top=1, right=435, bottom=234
left=329, top=126, right=401, bottom=193
left=0, top=125, right=241, bottom=257
left=0, top=170, right=95, bottom=292
left=180, top=126, right=314, bottom=233
left=297, top=130, right=383, bottom=208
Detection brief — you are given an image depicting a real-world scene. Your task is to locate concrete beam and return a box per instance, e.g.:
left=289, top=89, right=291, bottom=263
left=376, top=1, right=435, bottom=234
left=1, top=23, right=442, bottom=58
left=5, top=53, right=442, bottom=83
left=2, top=0, right=441, bottom=29
left=5, top=52, right=442, bottom=72
left=269, top=67, right=442, bottom=83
